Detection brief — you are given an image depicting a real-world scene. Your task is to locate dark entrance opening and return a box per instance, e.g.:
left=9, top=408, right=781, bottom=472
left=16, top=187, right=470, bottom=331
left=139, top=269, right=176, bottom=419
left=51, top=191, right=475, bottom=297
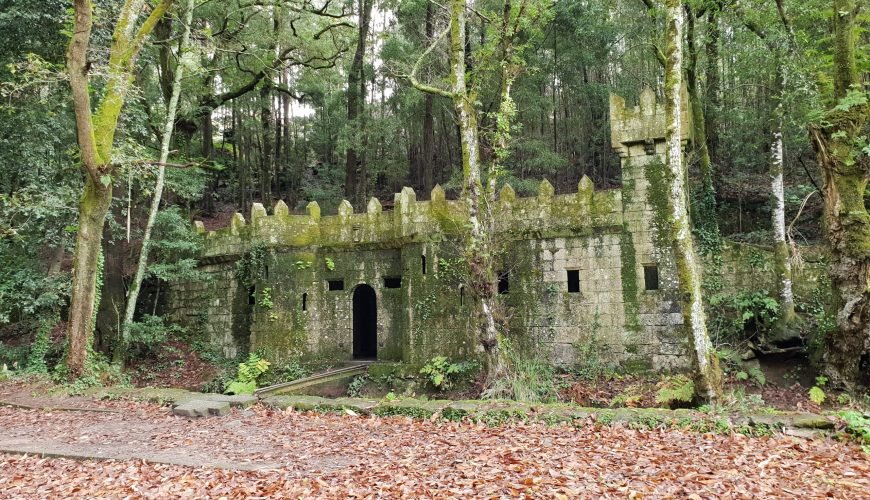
left=353, top=284, right=377, bottom=359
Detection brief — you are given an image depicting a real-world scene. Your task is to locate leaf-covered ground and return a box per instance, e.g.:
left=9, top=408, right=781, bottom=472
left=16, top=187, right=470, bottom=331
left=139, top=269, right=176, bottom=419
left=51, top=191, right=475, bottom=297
left=0, top=399, right=867, bottom=498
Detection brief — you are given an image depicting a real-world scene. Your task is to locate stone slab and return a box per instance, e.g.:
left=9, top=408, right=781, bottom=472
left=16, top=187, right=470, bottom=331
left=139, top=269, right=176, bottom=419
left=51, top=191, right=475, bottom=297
left=261, top=395, right=329, bottom=411
left=173, top=400, right=231, bottom=417
left=330, top=397, right=379, bottom=413
left=188, top=393, right=258, bottom=408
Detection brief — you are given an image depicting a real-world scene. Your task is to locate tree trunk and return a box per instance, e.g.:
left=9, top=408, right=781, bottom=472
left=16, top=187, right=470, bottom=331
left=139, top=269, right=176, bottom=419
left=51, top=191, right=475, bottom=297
left=448, top=0, right=503, bottom=384
left=685, top=8, right=718, bottom=247
left=770, top=73, right=797, bottom=339
left=66, top=0, right=172, bottom=379
left=344, top=0, right=373, bottom=209
left=259, top=85, right=273, bottom=204
left=810, top=0, right=869, bottom=387
left=664, top=0, right=721, bottom=400
left=120, top=0, right=194, bottom=362
left=704, top=5, right=721, bottom=164
left=67, top=178, right=113, bottom=377
left=421, top=1, right=435, bottom=195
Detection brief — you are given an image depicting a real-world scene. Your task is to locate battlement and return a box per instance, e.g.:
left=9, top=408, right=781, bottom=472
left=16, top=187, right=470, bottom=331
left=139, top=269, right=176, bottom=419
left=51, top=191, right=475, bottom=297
left=609, top=86, right=691, bottom=157
left=195, top=177, right=623, bottom=259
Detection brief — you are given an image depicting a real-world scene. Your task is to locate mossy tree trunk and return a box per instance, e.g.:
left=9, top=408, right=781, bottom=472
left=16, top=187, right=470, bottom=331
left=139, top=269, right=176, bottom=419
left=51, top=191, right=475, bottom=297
left=810, top=0, right=869, bottom=387
left=448, top=0, right=504, bottom=384
left=408, top=0, right=547, bottom=387
left=664, top=0, right=722, bottom=400
left=735, top=1, right=800, bottom=340
left=66, top=0, right=173, bottom=379
left=409, top=0, right=507, bottom=385
left=685, top=7, right=718, bottom=244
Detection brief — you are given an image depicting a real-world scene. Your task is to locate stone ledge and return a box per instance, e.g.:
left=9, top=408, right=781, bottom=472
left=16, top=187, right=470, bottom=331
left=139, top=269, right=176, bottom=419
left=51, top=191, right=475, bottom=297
left=173, top=400, right=231, bottom=417
left=257, top=394, right=840, bottom=438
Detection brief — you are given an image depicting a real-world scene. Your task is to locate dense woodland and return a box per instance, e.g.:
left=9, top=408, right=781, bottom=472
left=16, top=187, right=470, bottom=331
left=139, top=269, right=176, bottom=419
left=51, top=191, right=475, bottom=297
left=0, top=0, right=867, bottom=400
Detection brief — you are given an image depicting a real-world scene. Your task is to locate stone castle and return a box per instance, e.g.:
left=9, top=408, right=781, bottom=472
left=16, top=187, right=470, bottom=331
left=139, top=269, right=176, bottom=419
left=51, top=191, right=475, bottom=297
left=167, top=89, right=816, bottom=371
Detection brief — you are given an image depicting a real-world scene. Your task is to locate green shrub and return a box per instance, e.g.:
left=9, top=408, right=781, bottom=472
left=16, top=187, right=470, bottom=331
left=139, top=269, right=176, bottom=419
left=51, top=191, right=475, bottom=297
left=347, top=375, right=368, bottom=397
left=839, top=411, right=870, bottom=453
left=126, top=315, right=185, bottom=360
left=419, top=356, right=474, bottom=390
left=25, top=315, right=56, bottom=373
left=709, top=290, right=780, bottom=343
left=224, top=354, right=271, bottom=395
left=808, top=376, right=828, bottom=405
left=261, top=358, right=310, bottom=386
left=0, top=342, right=28, bottom=370
left=655, top=374, right=695, bottom=408
left=481, top=340, right=557, bottom=402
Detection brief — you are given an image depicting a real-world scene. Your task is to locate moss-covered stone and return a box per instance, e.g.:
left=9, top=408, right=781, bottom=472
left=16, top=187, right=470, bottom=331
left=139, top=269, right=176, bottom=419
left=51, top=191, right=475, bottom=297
left=165, top=89, right=825, bottom=379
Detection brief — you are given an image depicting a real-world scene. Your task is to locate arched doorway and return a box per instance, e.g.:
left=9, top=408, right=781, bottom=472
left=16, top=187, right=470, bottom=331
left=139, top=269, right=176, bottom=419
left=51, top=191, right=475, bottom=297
left=353, top=284, right=377, bottom=359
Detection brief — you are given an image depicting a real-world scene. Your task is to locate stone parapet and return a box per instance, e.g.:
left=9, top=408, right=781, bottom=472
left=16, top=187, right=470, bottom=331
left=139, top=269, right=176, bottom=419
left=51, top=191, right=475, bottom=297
left=198, top=177, right=623, bottom=259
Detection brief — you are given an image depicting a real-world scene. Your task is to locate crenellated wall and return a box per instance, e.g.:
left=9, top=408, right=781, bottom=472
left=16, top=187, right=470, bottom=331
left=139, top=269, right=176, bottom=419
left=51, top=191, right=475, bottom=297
left=167, top=88, right=748, bottom=371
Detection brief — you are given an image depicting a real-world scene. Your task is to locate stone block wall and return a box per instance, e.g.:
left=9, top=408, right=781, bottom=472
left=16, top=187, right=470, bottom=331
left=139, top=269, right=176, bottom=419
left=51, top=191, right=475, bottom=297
left=168, top=88, right=806, bottom=373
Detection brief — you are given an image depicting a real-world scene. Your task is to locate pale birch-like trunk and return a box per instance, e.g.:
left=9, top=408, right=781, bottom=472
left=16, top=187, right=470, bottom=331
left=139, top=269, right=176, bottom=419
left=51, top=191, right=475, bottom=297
left=770, top=99, right=797, bottom=336
left=120, top=0, right=194, bottom=360
left=664, top=0, right=721, bottom=400
left=448, top=0, right=504, bottom=382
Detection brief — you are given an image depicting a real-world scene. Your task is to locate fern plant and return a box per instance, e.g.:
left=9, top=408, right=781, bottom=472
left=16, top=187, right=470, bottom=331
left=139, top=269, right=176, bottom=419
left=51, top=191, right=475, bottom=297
left=224, top=354, right=271, bottom=395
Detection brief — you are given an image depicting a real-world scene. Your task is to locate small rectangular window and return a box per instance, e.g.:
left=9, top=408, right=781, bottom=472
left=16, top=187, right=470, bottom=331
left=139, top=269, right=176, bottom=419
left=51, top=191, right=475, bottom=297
left=498, top=272, right=509, bottom=294
left=644, top=265, right=659, bottom=291
left=383, top=276, right=402, bottom=289
left=421, top=255, right=427, bottom=275
left=302, top=293, right=308, bottom=311
left=327, top=279, right=345, bottom=291
left=567, top=270, right=580, bottom=293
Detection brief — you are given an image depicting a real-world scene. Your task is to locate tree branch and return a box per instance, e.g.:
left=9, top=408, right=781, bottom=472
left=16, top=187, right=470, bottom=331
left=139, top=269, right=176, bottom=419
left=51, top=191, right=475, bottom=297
left=408, top=18, right=456, bottom=99
left=126, top=0, right=174, bottom=62
left=638, top=0, right=666, bottom=68
left=67, top=0, right=101, bottom=173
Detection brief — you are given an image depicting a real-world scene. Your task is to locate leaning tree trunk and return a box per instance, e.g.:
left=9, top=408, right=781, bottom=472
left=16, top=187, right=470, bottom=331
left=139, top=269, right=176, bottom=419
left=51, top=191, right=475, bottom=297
left=120, top=0, right=194, bottom=362
left=809, top=0, right=869, bottom=388
left=664, top=0, right=722, bottom=400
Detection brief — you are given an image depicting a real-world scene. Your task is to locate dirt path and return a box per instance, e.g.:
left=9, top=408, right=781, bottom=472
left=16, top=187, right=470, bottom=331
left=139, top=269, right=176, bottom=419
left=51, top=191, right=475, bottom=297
left=0, top=398, right=867, bottom=497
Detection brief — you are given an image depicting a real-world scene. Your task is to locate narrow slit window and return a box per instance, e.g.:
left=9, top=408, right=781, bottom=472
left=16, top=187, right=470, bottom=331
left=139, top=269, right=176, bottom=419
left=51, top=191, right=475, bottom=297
left=421, top=255, right=427, bottom=275
left=327, top=279, right=345, bottom=291
left=302, top=293, right=307, bottom=311
left=383, top=276, right=402, bottom=289
left=248, top=286, right=256, bottom=305
left=567, top=270, right=580, bottom=293
left=459, top=285, right=465, bottom=306
left=644, top=265, right=660, bottom=291
left=498, top=272, right=509, bottom=294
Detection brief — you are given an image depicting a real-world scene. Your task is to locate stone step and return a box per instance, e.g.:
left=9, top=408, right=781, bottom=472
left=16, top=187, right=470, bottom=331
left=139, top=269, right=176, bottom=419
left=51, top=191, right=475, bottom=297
left=182, top=393, right=258, bottom=408
left=173, top=400, right=231, bottom=418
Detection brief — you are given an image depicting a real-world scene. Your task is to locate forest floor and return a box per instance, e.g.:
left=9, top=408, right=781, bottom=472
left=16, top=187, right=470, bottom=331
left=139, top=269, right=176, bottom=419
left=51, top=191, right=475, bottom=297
left=0, top=380, right=867, bottom=497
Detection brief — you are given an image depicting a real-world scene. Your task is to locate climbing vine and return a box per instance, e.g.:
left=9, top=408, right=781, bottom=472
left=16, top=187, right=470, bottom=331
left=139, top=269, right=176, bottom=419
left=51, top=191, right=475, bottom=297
left=234, top=244, right=268, bottom=287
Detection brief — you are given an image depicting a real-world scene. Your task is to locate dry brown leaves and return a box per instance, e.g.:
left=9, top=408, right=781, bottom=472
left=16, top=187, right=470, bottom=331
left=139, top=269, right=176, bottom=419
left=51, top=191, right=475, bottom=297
left=0, top=401, right=867, bottom=498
